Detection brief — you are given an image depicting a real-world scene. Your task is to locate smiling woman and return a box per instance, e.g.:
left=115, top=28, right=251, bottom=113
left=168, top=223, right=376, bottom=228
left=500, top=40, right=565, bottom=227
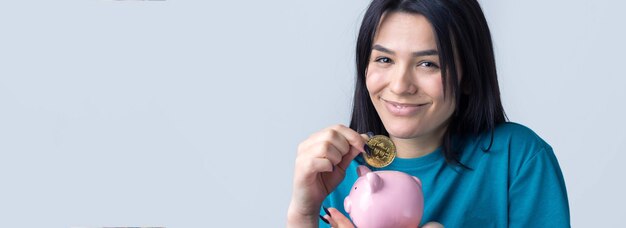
left=365, top=12, right=457, bottom=158
left=351, top=0, right=506, bottom=165
left=287, top=0, right=570, bottom=227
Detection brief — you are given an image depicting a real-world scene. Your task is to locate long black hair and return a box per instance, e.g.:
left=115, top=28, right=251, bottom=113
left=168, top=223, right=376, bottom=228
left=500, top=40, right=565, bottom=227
left=349, top=0, right=507, bottom=166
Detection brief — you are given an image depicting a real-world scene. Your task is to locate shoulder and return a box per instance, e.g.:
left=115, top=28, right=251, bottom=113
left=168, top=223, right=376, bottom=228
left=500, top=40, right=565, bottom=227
left=460, top=122, right=552, bottom=167
left=493, top=122, right=546, bottom=143
left=489, top=122, right=555, bottom=171
left=485, top=122, right=552, bottom=152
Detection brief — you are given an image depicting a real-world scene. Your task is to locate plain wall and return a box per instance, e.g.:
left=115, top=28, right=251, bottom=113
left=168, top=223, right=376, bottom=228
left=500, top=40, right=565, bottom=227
left=0, top=0, right=624, bottom=227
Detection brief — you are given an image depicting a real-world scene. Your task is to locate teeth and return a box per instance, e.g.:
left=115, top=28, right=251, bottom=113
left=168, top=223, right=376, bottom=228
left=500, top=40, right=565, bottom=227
left=394, top=105, right=403, bottom=109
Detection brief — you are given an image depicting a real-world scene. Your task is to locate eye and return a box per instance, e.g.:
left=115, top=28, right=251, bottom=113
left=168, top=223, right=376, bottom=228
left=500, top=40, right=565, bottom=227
left=418, top=61, right=439, bottom=68
left=375, top=57, right=393, bottom=64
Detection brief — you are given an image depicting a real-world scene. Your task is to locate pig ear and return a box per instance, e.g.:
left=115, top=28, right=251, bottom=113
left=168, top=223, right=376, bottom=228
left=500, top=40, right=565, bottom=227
left=357, top=165, right=372, bottom=177
left=412, top=176, right=422, bottom=187
left=366, top=172, right=383, bottom=193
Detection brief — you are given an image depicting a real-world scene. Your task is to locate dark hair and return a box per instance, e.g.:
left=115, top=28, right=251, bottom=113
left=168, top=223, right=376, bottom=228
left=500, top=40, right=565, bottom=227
left=349, top=0, right=507, bottom=166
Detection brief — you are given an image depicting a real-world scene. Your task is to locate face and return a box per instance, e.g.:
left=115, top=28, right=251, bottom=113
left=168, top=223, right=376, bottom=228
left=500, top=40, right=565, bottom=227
left=366, top=12, right=457, bottom=140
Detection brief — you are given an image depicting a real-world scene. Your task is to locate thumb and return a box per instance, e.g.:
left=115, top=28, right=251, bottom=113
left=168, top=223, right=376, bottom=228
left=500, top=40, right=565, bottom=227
left=325, top=207, right=354, bottom=228
left=337, top=133, right=371, bottom=172
left=422, top=221, right=444, bottom=228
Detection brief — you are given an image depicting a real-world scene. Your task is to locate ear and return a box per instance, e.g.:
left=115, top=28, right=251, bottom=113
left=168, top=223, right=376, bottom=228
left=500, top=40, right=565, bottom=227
left=366, top=172, right=383, bottom=193
left=412, top=176, right=422, bottom=187
left=357, top=165, right=372, bottom=177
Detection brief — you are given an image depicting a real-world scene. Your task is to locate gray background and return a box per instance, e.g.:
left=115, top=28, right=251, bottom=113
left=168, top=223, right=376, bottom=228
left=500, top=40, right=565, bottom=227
left=0, top=0, right=624, bottom=227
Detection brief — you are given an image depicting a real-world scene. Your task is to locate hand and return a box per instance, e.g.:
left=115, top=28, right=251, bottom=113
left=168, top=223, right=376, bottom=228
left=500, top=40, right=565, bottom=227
left=323, top=207, right=354, bottom=228
left=422, top=221, right=445, bottom=228
left=324, top=207, right=445, bottom=228
left=287, top=124, right=368, bottom=226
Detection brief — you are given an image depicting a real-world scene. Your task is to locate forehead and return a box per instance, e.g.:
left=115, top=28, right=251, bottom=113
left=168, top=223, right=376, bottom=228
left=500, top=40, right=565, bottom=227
left=373, top=12, right=437, bottom=52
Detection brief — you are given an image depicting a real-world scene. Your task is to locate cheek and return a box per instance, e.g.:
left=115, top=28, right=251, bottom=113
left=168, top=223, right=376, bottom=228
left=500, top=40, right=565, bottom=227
left=420, top=76, right=446, bottom=99
left=422, top=77, right=455, bottom=112
left=425, top=78, right=456, bottom=112
left=365, top=68, right=387, bottom=93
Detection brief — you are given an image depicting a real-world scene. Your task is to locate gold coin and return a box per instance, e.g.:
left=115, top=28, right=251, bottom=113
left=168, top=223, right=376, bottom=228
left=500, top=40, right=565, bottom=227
left=363, top=134, right=396, bottom=168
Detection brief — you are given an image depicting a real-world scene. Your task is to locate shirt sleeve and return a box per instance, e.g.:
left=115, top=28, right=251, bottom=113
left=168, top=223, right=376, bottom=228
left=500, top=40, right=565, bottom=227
left=508, top=145, right=570, bottom=227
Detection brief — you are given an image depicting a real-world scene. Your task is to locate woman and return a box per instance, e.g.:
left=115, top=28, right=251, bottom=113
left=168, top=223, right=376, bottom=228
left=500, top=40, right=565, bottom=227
left=287, top=0, right=570, bottom=227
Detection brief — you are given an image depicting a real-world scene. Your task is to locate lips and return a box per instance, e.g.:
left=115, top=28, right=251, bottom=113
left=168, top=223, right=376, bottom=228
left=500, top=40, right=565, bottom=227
left=381, top=98, right=428, bottom=116
left=382, top=99, right=422, bottom=107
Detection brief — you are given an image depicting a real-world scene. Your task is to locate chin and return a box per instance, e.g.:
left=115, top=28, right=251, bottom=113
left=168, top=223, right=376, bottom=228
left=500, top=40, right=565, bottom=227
left=384, top=122, right=422, bottom=139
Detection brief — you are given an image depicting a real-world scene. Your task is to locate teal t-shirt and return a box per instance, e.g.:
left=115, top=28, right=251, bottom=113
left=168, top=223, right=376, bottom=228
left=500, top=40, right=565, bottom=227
left=320, top=122, right=570, bottom=227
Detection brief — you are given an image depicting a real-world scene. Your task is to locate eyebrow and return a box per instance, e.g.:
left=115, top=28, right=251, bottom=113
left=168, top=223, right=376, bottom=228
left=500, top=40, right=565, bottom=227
left=372, top=44, right=438, bottom=57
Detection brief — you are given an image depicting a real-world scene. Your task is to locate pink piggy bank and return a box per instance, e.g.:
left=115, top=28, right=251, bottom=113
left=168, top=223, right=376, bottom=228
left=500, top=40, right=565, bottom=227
left=344, top=165, right=424, bottom=228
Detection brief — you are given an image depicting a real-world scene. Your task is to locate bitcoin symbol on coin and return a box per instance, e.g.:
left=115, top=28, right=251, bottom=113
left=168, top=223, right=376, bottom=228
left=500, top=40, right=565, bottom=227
left=363, top=132, right=396, bottom=168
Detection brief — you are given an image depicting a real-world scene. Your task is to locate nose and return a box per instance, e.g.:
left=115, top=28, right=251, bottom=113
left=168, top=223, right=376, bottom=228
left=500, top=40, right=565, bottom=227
left=389, top=65, right=417, bottom=95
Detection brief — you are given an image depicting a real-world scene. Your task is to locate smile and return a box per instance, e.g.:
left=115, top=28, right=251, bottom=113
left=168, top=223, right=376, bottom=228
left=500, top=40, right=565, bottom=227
left=382, top=98, right=429, bottom=116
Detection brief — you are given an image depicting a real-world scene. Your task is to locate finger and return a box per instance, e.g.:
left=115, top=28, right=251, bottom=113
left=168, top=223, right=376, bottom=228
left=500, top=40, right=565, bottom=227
left=336, top=133, right=370, bottom=171
left=323, top=214, right=335, bottom=227
left=422, top=221, right=445, bottom=228
left=302, top=129, right=349, bottom=162
left=336, top=146, right=360, bottom=172
left=326, top=207, right=354, bottom=228
left=306, top=141, right=343, bottom=166
left=304, top=125, right=366, bottom=158
left=359, top=133, right=370, bottom=149
left=328, top=125, right=368, bottom=153
left=298, top=157, right=334, bottom=175
left=318, top=127, right=352, bottom=157
left=297, top=129, right=343, bottom=156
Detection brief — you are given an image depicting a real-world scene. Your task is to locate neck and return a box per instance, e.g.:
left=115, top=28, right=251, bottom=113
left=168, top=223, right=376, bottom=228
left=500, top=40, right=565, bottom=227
left=390, top=126, right=447, bottom=158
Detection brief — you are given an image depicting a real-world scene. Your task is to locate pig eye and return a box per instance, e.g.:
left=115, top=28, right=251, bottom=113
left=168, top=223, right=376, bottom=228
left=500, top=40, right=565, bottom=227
left=354, top=187, right=357, bottom=190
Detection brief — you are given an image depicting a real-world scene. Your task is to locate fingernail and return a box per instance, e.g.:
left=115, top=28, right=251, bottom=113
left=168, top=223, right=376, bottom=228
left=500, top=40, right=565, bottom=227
left=364, top=144, right=371, bottom=156
left=319, top=214, right=329, bottom=224
left=323, top=206, right=331, bottom=217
